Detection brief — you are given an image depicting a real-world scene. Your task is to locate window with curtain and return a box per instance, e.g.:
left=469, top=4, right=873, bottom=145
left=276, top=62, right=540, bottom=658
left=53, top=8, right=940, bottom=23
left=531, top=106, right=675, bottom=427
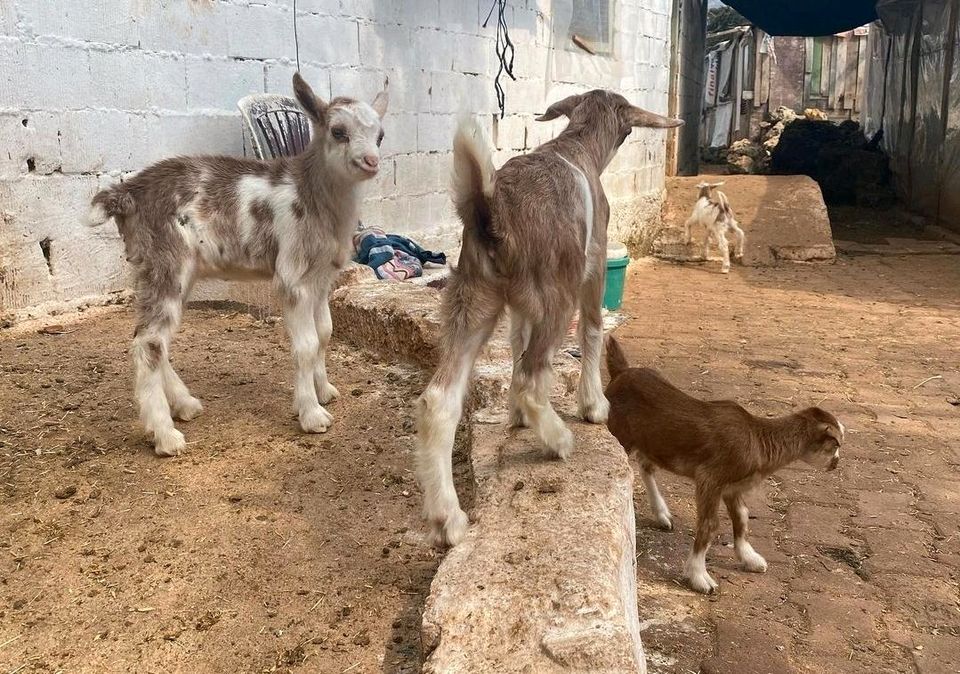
left=569, top=0, right=614, bottom=56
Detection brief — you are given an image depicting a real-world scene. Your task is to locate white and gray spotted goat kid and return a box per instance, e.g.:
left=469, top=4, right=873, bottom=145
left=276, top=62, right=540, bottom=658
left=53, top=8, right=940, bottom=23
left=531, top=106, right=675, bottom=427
left=84, top=73, right=388, bottom=457
left=682, top=181, right=746, bottom=273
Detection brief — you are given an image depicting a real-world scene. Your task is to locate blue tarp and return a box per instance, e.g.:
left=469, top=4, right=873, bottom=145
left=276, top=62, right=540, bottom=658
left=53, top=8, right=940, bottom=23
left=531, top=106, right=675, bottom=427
left=723, top=0, right=879, bottom=36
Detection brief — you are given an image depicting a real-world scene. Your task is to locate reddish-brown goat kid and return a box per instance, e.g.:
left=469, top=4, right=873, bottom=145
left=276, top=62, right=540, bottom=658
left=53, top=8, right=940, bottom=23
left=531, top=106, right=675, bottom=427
left=604, top=336, right=844, bottom=594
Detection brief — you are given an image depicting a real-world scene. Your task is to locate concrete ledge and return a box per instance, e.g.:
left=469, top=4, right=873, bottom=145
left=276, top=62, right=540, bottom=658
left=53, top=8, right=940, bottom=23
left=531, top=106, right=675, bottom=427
left=422, top=416, right=643, bottom=673
left=656, top=175, right=836, bottom=266
left=329, top=275, right=645, bottom=672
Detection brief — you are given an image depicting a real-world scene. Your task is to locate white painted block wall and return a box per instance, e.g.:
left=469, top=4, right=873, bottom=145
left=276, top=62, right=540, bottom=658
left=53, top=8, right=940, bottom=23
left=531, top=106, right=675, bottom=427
left=0, top=0, right=673, bottom=320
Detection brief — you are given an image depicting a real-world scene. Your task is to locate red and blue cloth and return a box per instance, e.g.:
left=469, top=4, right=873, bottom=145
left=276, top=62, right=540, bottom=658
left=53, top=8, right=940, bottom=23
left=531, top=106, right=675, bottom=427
left=352, top=226, right=447, bottom=281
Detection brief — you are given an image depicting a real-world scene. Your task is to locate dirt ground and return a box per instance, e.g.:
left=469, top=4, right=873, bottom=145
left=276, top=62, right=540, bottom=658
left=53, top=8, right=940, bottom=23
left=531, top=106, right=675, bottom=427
left=0, top=305, right=443, bottom=674
left=618, top=241, right=960, bottom=672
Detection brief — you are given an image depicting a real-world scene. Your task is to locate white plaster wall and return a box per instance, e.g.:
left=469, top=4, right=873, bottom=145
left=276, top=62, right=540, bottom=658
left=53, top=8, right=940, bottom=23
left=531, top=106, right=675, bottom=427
left=0, top=0, right=673, bottom=319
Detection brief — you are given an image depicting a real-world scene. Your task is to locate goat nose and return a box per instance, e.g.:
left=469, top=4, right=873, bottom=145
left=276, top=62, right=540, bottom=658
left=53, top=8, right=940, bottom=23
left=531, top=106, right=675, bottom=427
left=363, top=154, right=379, bottom=168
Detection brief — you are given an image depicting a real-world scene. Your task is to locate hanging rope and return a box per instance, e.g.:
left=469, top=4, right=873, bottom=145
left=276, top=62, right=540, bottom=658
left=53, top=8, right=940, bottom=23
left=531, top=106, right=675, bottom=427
left=293, top=0, right=301, bottom=72
left=483, top=0, right=516, bottom=119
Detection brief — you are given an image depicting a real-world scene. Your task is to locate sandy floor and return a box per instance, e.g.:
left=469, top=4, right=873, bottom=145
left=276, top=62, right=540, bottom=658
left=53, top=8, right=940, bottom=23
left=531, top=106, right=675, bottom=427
left=3, top=212, right=959, bottom=674
left=0, top=305, right=443, bottom=674
left=617, top=248, right=960, bottom=673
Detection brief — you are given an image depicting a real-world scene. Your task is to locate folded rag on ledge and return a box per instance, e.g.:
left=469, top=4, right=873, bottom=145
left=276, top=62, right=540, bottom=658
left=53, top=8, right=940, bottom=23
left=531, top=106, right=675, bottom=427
left=353, top=226, right=447, bottom=281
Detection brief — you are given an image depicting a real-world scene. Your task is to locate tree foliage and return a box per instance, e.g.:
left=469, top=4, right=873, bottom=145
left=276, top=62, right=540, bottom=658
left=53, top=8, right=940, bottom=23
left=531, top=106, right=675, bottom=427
left=707, top=5, right=750, bottom=33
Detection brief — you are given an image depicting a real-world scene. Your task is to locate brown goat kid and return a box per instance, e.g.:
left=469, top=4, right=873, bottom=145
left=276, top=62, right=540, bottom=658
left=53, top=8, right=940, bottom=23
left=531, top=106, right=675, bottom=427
left=604, top=336, right=844, bottom=594
left=415, top=91, right=682, bottom=547
left=84, top=73, right=388, bottom=457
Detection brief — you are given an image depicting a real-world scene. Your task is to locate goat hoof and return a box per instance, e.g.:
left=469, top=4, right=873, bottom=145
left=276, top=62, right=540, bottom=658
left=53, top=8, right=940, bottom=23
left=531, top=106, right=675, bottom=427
left=154, top=429, right=186, bottom=457
left=741, top=553, right=768, bottom=573
left=686, top=570, right=718, bottom=594
left=317, top=382, right=340, bottom=405
left=655, top=514, right=674, bottom=531
left=427, top=508, right=469, bottom=548
left=721, top=267, right=730, bottom=274
left=542, top=424, right=574, bottom=460
left=172, top=396, right=203, bottom=421
left=578, top=396, right=610, bottom=424
left=509, top=408, right=529, bottom=428
left=300, top=406, right=333, bottom=433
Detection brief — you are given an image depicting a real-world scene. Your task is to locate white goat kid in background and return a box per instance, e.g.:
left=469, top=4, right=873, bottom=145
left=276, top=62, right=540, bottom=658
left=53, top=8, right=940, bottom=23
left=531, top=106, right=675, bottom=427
left=84, top=73, right=388, bottom=457
left=683, top=181, right=745, bottom=273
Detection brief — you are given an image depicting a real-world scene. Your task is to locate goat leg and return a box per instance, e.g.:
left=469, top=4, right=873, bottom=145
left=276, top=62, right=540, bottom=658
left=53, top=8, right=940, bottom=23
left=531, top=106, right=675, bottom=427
left=284, top=289, right=333, bottom=433
left=576, top=268, right=609, bottom=424
left=312, top=288, right=339, bottom=405
left=724, top=492, right=767, bottom=572
left=416, top=274, right=503, bottom=546
left=508, top=311, right=531, bottom=428
left=640, top=462, right=673, bottom=530
left=684, top=483, right=721, bottom=593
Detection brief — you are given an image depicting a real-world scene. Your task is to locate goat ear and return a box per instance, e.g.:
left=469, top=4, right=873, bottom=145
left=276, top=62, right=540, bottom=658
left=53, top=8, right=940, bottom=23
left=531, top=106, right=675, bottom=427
left=628, top=106, right=684, bottom=128
left=819, top=423, right=843, bottom=444
left=292, top=72, right=327, bottom=125
left=536, top=94, right=583, bottom=121
left=709, top=181, right=726, bottom=188
left=371, top=76, right=389, bottom=118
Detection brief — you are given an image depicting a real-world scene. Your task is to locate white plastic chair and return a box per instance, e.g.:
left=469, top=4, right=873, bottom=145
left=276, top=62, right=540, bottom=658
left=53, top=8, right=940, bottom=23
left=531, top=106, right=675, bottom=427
left=237, top=93, right=311, bottom=160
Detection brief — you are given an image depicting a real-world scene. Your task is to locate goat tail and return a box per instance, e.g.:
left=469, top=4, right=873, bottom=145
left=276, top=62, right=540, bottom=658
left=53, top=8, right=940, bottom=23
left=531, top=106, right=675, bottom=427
left=451, top=116, right=497, bottom=246
left=605, top=334, right=631, bottom=380
left=714, top=190, right=733, bottom=218
left=84, top=184, right=135, bottom=227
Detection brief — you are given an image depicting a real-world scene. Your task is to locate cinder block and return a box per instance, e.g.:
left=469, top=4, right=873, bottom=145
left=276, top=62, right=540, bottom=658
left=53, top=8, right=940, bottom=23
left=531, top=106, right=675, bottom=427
left=378, top=196, right=411, bottom=229
left=413, top=28, right=454, bottom=71
left=430, top=71, right=496, bottom=115
left=451, top=34, right=494, bottom=74
left=151, top=113, right=246, bottom=160
left=18, top=0, right=139, bottom=46
left=85, top=49, right=186, bottom=111
left=296, top=14, right=360, bottom=65
left=416, top=113, right=457, bottom=153
left=268, top=0, right=341, bottom=14
left=381, top=113, right=418, bottom=156
left=493, top=114, right=527, bottom=150
left=265, top=62, right=331, bottom=100
left=0, top=41, right=91, bottom=110
left=0, top=112, right=62, bottom=179
left=186, top=56, right=265, bottom=110
left=416, top=153, right=452, bottom=193
left=393, top=154, right=420, bottom=195
left=438, top=0, right=481, bottom=33
left=338, top=0, right=398, bottom=23
left=368, top=157, right=398, bottom=198
left=137, top=0, right=231, bottom=55
left=49, top=231, right=128, bottom=299
left=358, top=22, right=414, bottom=68
left=226, top=3, right=293, bottom=61
left=0, top=174, right=100, bottom=242
left=397, top=0, right=442, bottom=30
left=329, top=66, right=389, bottom=103
left=383, top=68, right=431, bottom=113
left=2, top=2, right=19, bottom=36
left=58, top=110, right=151, bottom=173
left=0, top=239, right=59, bottom=311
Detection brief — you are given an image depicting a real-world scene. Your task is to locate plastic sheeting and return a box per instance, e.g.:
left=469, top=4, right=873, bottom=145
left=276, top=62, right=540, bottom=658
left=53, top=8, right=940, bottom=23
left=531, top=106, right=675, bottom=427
left=864, top=0, right=960, bottom=227
left=723, top=0, right=878, bottom=37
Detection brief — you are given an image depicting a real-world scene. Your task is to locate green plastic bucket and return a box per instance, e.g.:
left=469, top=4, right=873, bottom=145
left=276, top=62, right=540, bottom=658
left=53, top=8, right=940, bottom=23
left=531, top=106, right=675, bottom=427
left=603, top=242, right=629, bottom=311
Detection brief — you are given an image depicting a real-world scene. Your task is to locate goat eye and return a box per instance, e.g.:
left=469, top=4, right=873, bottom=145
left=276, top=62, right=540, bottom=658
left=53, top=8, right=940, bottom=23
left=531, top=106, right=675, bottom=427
left=331, top=127, right=348, bottom=142
left=377, top=131, right=384, bottom=147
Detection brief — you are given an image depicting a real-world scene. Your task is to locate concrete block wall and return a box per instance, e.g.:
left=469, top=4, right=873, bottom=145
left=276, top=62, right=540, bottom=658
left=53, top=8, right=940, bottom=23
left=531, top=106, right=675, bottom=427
left=0, top=0, right=673, bottom=319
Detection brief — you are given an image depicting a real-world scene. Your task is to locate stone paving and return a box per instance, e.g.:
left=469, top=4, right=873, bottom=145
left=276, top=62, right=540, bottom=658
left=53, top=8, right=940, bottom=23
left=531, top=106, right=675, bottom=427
left=614, top=253, right=960, bottom=674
